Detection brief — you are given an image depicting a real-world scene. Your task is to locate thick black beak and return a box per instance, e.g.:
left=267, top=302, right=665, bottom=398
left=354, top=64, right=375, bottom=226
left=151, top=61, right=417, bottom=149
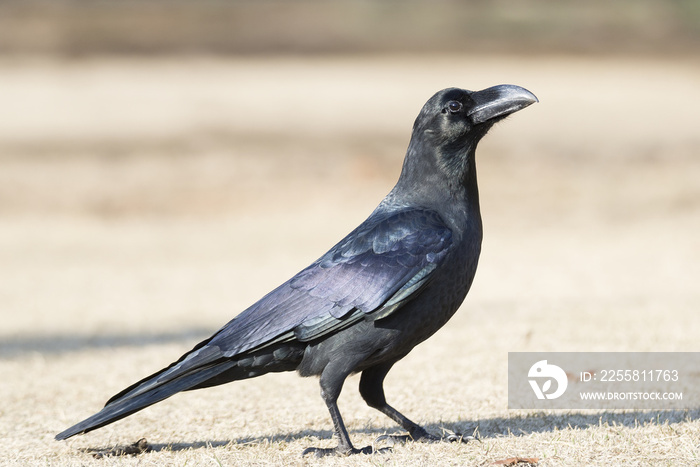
left=467, top=84, right=538, bottom=125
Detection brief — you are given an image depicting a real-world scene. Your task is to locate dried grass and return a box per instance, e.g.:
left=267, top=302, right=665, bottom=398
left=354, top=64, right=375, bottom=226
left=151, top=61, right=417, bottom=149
left=0, top=56, right=698, bottom=466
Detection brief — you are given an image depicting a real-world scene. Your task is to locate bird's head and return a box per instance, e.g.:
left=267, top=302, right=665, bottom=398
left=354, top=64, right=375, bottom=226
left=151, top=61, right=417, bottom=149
left=400, top=85, right=537, bottom=196
left=412, top=84, right=537, bottom=153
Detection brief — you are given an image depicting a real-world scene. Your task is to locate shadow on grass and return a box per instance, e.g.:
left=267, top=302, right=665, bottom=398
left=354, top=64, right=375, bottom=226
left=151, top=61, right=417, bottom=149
left=451, top=409, right=700, bottom=438
left=82, top=409, right=698, bottom=456
left=0, top=329, right=212, bottom=357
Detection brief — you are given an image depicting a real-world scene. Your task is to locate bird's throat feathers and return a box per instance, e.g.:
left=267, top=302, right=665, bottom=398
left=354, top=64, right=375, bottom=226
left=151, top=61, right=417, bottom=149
left=396, top=131, right=481, bottom=205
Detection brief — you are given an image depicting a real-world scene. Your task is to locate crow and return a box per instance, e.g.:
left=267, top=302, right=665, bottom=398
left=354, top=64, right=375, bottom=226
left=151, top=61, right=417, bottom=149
left=55, top=85, right=537, bottom=456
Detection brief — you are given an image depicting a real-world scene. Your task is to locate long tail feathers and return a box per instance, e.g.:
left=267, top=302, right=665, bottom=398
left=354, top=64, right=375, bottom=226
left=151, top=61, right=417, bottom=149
left=55, top=345, right=234, bottom=440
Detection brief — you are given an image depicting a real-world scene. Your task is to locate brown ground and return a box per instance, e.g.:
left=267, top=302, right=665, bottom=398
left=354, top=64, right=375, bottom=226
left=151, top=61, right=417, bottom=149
left=0, top=56, right=699, bottom=466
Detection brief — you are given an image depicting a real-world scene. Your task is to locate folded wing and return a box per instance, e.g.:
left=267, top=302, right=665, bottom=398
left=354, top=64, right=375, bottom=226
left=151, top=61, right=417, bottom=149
left=207, top=208, right=453, bottom=356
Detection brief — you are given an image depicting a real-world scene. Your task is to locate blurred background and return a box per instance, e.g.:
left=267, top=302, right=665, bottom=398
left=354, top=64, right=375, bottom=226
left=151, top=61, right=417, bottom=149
left=1, top=0, right=699, bottom=56
left=1, top=3, right=699, bottom=462
left=1, top=0, right=699, bottom=350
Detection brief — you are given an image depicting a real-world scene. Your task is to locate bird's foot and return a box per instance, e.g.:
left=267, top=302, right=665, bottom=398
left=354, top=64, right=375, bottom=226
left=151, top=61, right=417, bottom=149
left=375, top=427, right=472, bottom=446
left=87, top=438, right=152, bottom=458
left=302, top=444, right=386, bottom=458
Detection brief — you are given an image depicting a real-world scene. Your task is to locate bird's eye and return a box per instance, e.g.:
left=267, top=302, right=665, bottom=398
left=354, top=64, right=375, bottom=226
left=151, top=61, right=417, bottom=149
left=447, top=101, right=462, bottom=113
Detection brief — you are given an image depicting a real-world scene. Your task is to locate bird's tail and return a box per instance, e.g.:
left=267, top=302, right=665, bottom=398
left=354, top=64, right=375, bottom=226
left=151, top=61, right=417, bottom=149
left=55, top=344, right=237, bottom=440
left=55, top=339, right=306, bottom=441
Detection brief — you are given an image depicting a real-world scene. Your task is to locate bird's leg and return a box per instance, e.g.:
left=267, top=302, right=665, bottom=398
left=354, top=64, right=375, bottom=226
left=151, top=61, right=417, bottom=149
left=302, top=369, right=374, bottom=457
left=360, top=364, right=466, bottom=445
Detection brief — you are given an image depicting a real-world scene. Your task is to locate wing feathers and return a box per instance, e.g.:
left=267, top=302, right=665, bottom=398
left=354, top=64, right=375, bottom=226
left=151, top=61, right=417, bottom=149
left=207, top=208, right=452, bottom=355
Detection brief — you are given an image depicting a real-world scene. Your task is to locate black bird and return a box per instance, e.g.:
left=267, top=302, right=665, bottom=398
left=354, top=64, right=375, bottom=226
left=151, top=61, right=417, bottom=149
left=56, top=85, right=537, bottom=456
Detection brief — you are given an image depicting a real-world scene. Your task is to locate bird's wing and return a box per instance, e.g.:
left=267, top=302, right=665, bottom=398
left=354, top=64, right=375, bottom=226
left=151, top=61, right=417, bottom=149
left=207, top=208, right=453, bottom=356
left=55, top=208, right=453, bottom=440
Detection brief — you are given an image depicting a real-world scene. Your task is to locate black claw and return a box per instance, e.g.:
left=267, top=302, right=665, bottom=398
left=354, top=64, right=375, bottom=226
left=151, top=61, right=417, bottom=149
left=374, top=430, right=472, bottom=447
left=441, top=430, right=477, bottom=444
left=301, top=445, right=376, bottom=457
left=301, top=447, right=335, bottom=458
left=374, top=434, right=409, bottom=446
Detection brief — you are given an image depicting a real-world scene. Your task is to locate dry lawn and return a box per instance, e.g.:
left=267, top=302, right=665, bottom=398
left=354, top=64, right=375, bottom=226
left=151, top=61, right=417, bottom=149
left=0, top=56, right=699, bottom=466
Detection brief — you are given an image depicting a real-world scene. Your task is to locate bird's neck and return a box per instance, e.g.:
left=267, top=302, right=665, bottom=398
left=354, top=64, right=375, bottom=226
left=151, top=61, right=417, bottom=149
left=389, top=144, right=481, bottom=230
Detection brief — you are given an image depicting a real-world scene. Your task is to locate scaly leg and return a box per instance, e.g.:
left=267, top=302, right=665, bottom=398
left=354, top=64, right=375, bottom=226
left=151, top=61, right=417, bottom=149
left=359, top=362, right=466, bottom=445
left=302, top=364, right=374, bottom=457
